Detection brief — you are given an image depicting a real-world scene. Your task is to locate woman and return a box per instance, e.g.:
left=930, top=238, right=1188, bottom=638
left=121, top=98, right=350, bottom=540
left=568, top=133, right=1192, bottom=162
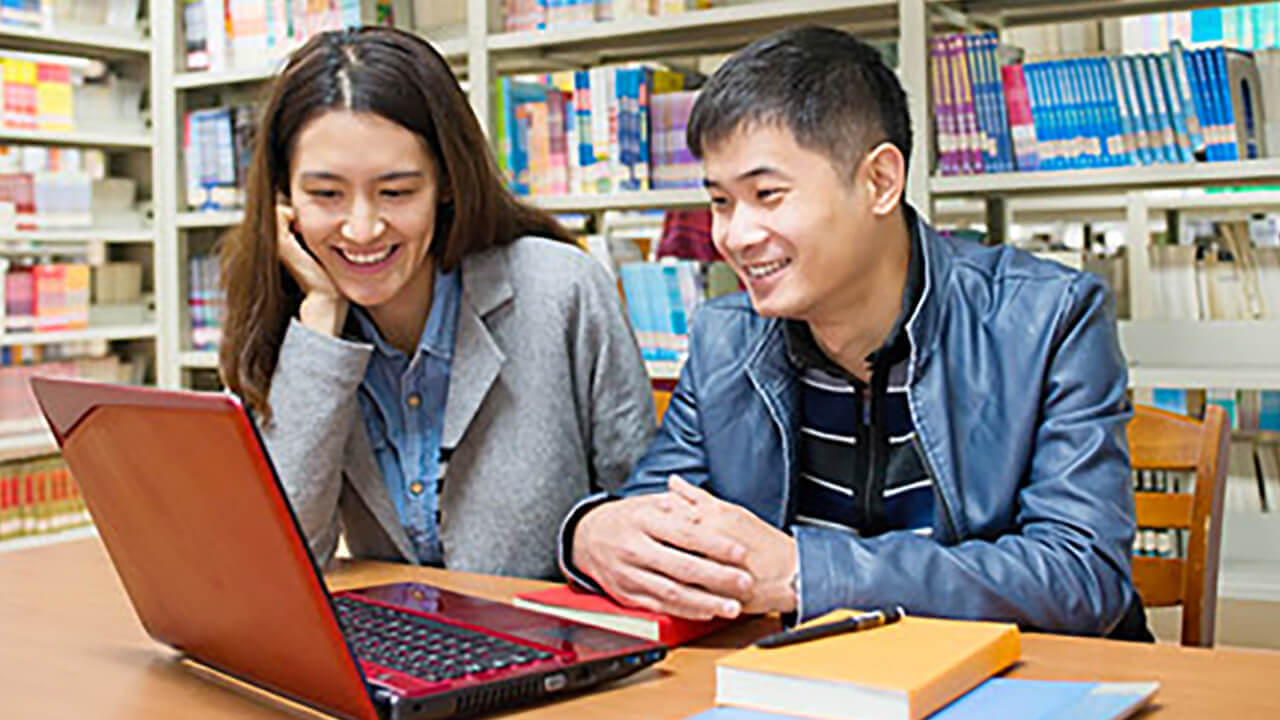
left=219, top=26, right=654, bottom=578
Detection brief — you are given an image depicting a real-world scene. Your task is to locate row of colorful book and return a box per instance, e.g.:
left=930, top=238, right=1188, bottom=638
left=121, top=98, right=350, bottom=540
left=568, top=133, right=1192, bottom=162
left=1123, top=4, right=1280, bottom=53
left=1, top=259, right=90, bottom=334
left=502, top=0, right=714, bottom=33
left=496, top=66, right=702, bottom=197
left=182, top=0, right=398, bottom=74
left=0, top=0, right=139, bottom=31
left=183, top=104, right=255, bottom=211
left=933, top=31, right=1275, bottom=175
left=0, top=454, right=90, bottom=544
left=1, top=50, right=79, bottom=132
left=188, top=253, right=223, bottom=352
left=1138, top=387, right=1280, bottom=432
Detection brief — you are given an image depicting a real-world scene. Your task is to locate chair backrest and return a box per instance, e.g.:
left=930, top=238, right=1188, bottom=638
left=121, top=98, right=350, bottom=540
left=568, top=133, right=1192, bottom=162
left=1127, top=404, right=1230, bottom=647
left=653, top=389, right=672, bottom=425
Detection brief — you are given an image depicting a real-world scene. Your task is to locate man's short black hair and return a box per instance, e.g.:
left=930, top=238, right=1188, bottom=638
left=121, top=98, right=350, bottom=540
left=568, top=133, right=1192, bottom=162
left=687, top=25, right=912, bottom=181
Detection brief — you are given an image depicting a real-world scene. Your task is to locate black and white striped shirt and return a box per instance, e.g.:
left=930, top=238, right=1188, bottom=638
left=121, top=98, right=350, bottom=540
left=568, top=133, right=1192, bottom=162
left=785, top=224, right=935, bottom=539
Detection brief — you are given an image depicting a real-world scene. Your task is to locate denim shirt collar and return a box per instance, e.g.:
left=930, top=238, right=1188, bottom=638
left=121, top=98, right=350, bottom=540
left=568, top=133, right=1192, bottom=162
left=352, top=267, right=462, bottom=362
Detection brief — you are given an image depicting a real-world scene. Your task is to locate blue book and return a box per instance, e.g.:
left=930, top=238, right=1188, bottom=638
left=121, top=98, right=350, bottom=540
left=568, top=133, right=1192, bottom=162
left=1141, top=55, right=1177, bottom=164
left=1259, top=391, right=1280, bottom=432
left=1211, top=48, right=1241, bottom=161
left=688, top=678, right=1158, bottom=720
left=982, top=33, right=1015, bottom=173
left=1109, top=56, right=1149, bottom=165
left=1077, top=59, right=1108, bottom=167
left=1154, top=55, right=1194, bottom=163
left=1023, top=64, right=1054, bottom=170
left=1152, top=388, right=1190, bottom=416
left=1189, top=49, right=1223, bottom=161
left=966, top=35, right=1000, bottom=173
left=1123, top=56, right=1159, bottom=165
left=1093, top=58, right=1131, bottom=166
left=1169, top=41, right=1208, bottom=161
left=1028, top=64, right=1062, bottom=171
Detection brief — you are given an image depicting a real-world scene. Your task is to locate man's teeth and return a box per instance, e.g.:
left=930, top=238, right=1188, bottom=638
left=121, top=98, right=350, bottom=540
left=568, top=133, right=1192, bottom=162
left=342, top=246, right=393, bottom=265
left=746, top=258, right=791, bottom=279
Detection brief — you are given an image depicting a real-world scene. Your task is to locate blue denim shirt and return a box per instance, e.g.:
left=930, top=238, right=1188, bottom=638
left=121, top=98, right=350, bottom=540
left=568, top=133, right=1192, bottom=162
left=353, top=268, right=461, bottom=565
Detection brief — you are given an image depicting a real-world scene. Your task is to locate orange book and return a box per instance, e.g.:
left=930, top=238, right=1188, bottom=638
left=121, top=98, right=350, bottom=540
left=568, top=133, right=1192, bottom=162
left=512, top=584, right=732, bottom=646
left=716, top=610, right=1020, bottom=720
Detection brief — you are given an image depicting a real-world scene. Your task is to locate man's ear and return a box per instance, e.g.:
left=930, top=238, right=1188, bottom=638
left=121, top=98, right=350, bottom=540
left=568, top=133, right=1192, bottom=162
left=862, top=142, right=906, bottom=217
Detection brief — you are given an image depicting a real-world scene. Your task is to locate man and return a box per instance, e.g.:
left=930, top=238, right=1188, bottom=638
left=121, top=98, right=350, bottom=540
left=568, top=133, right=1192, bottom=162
left=561, top=25, right=1146, bottom=638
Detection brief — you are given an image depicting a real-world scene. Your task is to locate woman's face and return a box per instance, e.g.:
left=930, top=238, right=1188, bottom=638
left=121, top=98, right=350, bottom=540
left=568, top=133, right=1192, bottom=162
left=287, top=110, right=442, bottom=311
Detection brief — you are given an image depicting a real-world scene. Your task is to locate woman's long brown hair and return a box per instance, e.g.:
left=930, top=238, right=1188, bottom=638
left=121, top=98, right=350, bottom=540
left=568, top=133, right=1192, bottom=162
left=220, top=26, right=571, bottom=421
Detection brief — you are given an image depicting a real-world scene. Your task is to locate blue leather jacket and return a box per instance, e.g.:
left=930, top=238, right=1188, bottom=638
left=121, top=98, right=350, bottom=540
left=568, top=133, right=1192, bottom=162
left=602, top=213, right=1137, bottom=635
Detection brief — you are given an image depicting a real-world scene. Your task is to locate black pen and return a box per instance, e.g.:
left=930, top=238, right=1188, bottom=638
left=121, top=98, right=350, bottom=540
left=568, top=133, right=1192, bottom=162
left=754, top=606, right=905, bottom=649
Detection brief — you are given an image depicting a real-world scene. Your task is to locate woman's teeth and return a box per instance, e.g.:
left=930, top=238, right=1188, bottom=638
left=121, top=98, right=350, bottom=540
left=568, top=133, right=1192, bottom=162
left=341, top=246, right=394, bottom=265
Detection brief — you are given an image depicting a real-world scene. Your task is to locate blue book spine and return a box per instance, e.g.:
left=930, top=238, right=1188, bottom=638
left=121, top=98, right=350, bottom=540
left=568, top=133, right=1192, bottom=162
left=1140, top=55, right=1174, bottom=164
left=1157, top=55, right=1194, bottom=163
left=1059, top=60, right=1088, bottom=169
left=1189, top=49, right=1221, bottom=161
left=1023, top=64, right=1053, bottom=170
left=1037, top=63, right=1067, bottom=171
left=1077, top=58, right=1107, bottom=167
left=984, top=33, right=1014, bottom=173
left=1095, top=58, right=1129, bottom=166
left=1128, top=55, right=1163, bottom=164
left=1170, top=40, right=1208, bottom=161
left=1045, top=61, right=1070, bottom=169
left=972, top=34, right=1001, bottom=172
left=1211, top=47, right=1239, bottom=161
left=1111, top=56, right=1141, bottom=165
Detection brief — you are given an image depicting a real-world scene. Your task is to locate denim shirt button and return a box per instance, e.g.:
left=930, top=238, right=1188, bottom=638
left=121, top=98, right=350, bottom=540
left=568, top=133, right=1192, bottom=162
left=409, top=481, right=425, bottom=495
left=406, top=393, right=421, bottom=408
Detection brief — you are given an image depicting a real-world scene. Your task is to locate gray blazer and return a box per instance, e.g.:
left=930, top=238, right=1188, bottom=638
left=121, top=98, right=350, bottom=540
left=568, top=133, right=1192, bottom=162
left=258, top=236, right=655, bottom=578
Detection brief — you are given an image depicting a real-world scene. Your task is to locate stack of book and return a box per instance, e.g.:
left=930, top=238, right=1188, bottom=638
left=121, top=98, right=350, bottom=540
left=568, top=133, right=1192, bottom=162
left=495, top=66, right=702, bottom=197
left=0, top=49, right=82, bottom=133
left=183, top=104, right=256, bottom=211
left=0, top=454, right=91, bottom=544
left=617, top=259, right=701, bottom=368
left=187, top=253, right=223, bottom=352
left=0, top=145, right=111, bottom=230
left=933, top=31, right=1274, bottom=176
left=182, top=0, right=399, bottom=74
left=502, top=0, right=715, bottom=33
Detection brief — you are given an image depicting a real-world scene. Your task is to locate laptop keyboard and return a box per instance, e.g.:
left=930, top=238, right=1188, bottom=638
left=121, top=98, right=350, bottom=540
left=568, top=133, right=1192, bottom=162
left=333, top=596, right=556, bottom=683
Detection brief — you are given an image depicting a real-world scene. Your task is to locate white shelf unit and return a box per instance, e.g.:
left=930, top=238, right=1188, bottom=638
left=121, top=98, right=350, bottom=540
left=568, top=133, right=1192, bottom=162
left=0, top=10, right=157, bottom=464
left=531, top=188, right=708, bottom=212
left=175, top=210, right=244, bottom=229
left=179, top=350, right=219, bottom=370
left=0, top=227, right=154, bottom=245
left=0, top=127, right=152, bottom=148
left=0, top=323, right=158, bottom=347
left=0, top=23, right=150, bottom=56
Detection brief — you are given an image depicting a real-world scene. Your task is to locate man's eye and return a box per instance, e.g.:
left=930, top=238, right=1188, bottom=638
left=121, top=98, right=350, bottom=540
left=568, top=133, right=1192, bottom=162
left=756, top=188, right=781, bottom=201
left=710, top=195, right=731, bottom=207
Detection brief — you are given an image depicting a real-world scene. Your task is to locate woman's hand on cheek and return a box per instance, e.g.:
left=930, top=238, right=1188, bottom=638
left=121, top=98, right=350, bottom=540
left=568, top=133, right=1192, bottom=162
left=276, top=205, right=349, bottom=335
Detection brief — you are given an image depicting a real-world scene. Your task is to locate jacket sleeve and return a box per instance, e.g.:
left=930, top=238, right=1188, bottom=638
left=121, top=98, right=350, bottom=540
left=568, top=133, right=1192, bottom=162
left=557, top=294, right=710, bottom=587
left=572, top=258, right=657, bottom=493
left=257, top=318, right=373, bottom=567
left=794, top=274, right=1136, bottom=635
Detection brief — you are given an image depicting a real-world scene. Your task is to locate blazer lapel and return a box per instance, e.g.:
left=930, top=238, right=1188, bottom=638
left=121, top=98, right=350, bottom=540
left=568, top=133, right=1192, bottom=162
left=344, top=420, right=417, bottom=562
left=442, top=245, right=512, bottom=450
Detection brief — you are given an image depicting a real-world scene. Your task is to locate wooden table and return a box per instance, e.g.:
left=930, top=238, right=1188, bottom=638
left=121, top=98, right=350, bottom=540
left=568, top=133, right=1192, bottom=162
left=3, top=539, right=1280, bottom=719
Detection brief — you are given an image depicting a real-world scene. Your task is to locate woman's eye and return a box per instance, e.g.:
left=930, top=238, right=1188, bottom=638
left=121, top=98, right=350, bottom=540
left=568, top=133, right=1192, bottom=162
left=380, top=188, right=415, bottom=198
left=305, top=189, right=340, bottom=200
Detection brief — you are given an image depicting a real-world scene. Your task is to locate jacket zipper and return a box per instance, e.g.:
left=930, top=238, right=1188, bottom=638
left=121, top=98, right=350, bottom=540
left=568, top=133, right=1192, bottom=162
left=910, top=433, right=958, bottom=543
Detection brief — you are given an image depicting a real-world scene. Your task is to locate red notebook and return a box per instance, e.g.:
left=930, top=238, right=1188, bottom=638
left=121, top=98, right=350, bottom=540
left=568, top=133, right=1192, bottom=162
left=512, top=585, right=732, bottom=647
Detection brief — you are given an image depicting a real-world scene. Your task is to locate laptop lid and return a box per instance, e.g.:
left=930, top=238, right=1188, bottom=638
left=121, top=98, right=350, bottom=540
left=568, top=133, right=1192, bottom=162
left=31, top=377, right=380, bottom=720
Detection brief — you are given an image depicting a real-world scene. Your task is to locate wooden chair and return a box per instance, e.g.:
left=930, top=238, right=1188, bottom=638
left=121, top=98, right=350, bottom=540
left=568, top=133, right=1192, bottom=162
left=653, top=389, right=672, bottom=425
left=1127, top=404, right=1230, bottom=647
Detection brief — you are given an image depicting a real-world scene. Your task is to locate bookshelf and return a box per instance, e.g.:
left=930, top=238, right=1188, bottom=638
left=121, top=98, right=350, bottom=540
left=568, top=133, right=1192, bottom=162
left=0, top=6, right=157, bottom=469
left=0, top=23, right=150, bottom=56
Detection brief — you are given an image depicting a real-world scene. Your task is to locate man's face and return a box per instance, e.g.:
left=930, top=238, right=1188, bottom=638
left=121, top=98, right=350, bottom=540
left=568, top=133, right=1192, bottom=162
left=702, top=124, right=881, bottom=321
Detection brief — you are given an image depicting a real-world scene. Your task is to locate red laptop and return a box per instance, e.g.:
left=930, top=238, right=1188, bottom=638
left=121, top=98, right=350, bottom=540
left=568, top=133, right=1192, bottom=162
left=31, top=377, right=665, bottom=720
